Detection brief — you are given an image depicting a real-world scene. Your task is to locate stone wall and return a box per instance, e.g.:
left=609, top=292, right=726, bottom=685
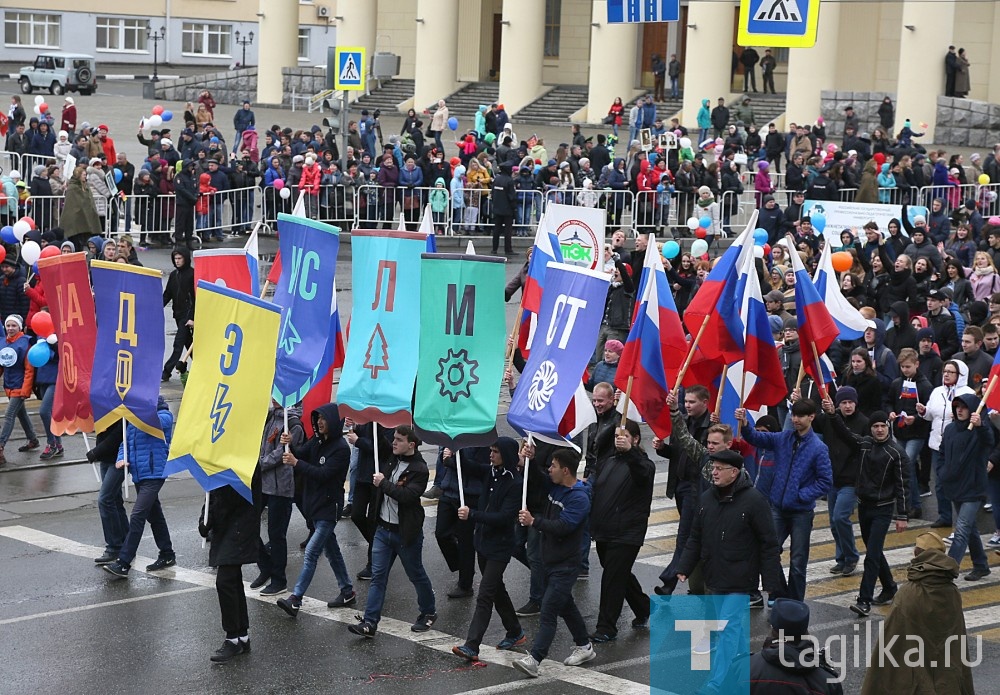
left=152, top=67, right=328, bottom=107
left=820, top=91, right=896, bottom=137
left=935, top=97, right=1000, bottom=147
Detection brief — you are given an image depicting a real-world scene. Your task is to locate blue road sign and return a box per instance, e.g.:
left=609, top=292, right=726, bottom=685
left=607, top=0, right=680, bottom=24
left=739, top=0, right=820, bottom=47
left=334, top=47, right=365, bottom=90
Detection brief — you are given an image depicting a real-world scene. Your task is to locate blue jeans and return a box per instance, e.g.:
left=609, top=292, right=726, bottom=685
left=579, top=481, right=592, bottom=572
left=209, top=199, right=224, bottom=237
left=932, top=449, right=952, bottom=524
left=670, top=76, right=679, bottom=98
left=293, top=519, right=353, bottom=598
left=364, top=525, right=435, bottom=625
left=902, top=439, right=923, bottom=512
left=828, top=486, right=859, bottom=566
left=530, top=565, right=590, bottom=664
left=0, top=395, right=36, bottom=447
left=98, top=460, right=129, bottom=556
left=258, top=494, right=293, bottom=585
left=38, top=383, right=60, bottom=447
left=513, top=523, right=544, bottom=604
left=118, top=478, right=173, bottom=566
left=949, top=501, right=989, bottom=572
left=771, top=508, right=814, bottom=601
left=857, top=502, right=895, bottom=602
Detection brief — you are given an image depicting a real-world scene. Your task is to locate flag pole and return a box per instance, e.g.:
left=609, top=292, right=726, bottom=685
left=620, top=375, right=634, bottom=428
left=976, top=375, right=998, bottom=415
left=521, top=433, right=533, bottom=512
left=259, top=281, right=270, bottom=300
left=794, top=358, right=806, bottom=391
left=82, top=431, right=99, bottom=483
left=674, top=314, right=712, bottom=389
left=283, top=407, right=290, bottom=454
left=122, top=419, right=130, bottom=501
left=810, top=343, right=829, bottom=400
left=714, top=365, right=729, bottom=419
left=455, top=449, right=466, bottom=509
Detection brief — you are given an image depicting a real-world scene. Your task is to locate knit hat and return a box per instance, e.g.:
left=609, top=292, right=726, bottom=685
left=98, top=124, right=108, bottom=132
left=770, top=598, right=810, bottom=639
left=916, top=326, right=935, bottom=342
left=782, top=317, right=798, bottom=331
left=768, top=314, right=783, bottom=335
left=869, top=410, right=891, bottom=426
left=604, top=339, right=624, bottom=355
left=4, top=314, right=23, bottom=330
left=913, top=215, right=926, bottom=225
left=64, top=96, right=74, bottom=105
left=835, top=386, right=859, bottom=405
left=708, top=449, right=744, bottom=469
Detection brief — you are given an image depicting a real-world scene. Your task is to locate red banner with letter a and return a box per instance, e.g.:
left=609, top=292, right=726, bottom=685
left=37, top=252, right=97, bottom=435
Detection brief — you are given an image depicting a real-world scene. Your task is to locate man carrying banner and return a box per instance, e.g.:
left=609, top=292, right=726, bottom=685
left=87, top=419, right=126, bottom=566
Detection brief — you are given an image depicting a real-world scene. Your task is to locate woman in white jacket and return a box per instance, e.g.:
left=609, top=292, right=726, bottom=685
left=53, top=131, right=72, bottom=168
left=917, top=359, right=973, bottom=528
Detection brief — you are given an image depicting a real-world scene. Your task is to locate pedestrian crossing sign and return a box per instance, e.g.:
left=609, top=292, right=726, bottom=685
left=334, top=46, right=365, bottom=91
left=738, top=0, right=820, bottom=48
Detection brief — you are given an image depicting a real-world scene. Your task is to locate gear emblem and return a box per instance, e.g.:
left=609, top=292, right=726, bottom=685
left=436, top=348, right=479, bottom=402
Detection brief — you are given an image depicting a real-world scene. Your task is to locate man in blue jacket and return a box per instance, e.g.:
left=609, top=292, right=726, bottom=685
left=514, top=448, right=595, bottom=678
left=737, top=399, right=833, bottom=602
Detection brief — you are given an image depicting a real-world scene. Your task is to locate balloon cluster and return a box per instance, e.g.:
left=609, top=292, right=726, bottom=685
left=686, top=216, right=712, bottom=235
left=273, top=178, right=291, bottom=199
left=32, top=95, right=50, bottom=116
left=27, top=312, right=58, bottom=368
left=141, top=104, right=174, bottom=131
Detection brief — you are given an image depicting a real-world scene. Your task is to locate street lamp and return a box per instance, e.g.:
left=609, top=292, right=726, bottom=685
left=234, top=30, right=254, bottom=68
left=147, top=26, right=166, bottom=82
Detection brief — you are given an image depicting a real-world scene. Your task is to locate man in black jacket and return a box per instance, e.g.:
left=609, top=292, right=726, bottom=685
left=452, top=437, right=525, bottom=661
left=161, top=246, right=194, bottom=383
left=276, top=403, right=355, bottom=616
left=350, top=425, right=436, bottom=637
left=88, top=418, right=127, bottom=565
left=589, top=420, right=654, bottom=643
left=740, top=47, right=760, bottom=92
left=173, top=160, right=199, bottom=247
left=711, top=98, right=730, bottom=139
left=491, top=161, right=516, bottom=256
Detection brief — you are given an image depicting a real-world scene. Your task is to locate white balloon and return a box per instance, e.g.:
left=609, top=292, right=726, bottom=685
left=33, top=105, right=41, bottom=115
left=687, top=216, right=700, bottom=231
left=34, top=95, right=44, bottom=105
left=147, top=115, right=163, bottom=128
left=279, top=187, right=291, bottom=199
left=20, top=240, right=41, bottom=266
left=46, top=334, right=58, bottom=345
left=679, top=137, right=692, bottom=149
left=12, top=221, right=30, bottom=241
left=753, top=246, right=764, bottom=259
left=691, top=239, right=709, bottom=257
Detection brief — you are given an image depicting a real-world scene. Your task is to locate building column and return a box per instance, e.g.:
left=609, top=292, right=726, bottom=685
left=681, top=2, right=735, bottom=128
left=256, top=0, right=299, bottom=105
left=499, top=0, right=547, bottom=116
left=895, top=1, right=955, bottom=142
left=784, top=1, right=841, bottom=128
left=336, top=0, right=378, bottom=70
left=585, top=0, right=642, bottom=124
left=413, top=0, right=461, bottom=112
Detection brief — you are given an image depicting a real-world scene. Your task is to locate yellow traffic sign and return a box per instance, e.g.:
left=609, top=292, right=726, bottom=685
left=738, top=0, right=821, bottom=48
left=334, top=46, right=366, bottom=91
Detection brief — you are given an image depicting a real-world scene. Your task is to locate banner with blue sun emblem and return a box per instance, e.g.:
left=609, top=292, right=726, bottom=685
left=412, top=253, right=507, bottom=448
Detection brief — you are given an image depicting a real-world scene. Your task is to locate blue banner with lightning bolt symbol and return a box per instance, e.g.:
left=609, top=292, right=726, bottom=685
left=165, top=282, right=281, bottom=502
left=270, top=213, right=341, bottom=408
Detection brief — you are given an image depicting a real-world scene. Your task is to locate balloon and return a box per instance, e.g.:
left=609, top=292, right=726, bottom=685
left=831, top=251, right=854, bottom=273
left=12, top=221, right=30, bottom=242
left=691, top=239, right=709, bottom=257
left=113, top=169, right=123, bottom=184
left=280, top=187, right=291, bottom=200
left=147, top=115, right=163, bottom=128
left=687, top=217, right=700, bottom=231
left=22, top=216, right=35, bottom=230
left=762, top=243, right=771, bottom=257
left=810, top=212, right=826, bottom=233
left=754, top=228, right=768, bottom=245
left=273, top=179, right=284, bottom=190
left=39, top=245, right=60, bottom=259
left=695, top=227, right=707, bottom=239
left=679, top=137, right=691, bottom=149
left=32, top=262, right=38, bottom=275
left=33, top=105, right=41, bottom=116
left=0, top=227, right=13, bottom=245
left=30, top=311, right=54, bottom=337
left=661, top=240, right=680, bottom=259
left=753, top=246, right=764, bottom=259
left=20, top=240, right=41, bottom=266
left=39, top=103, right=48, bottom=113
left=0, top=247, right=6, bottom=264
left=447, top=117, right=459, bottom=131
left=45, top=334, right=58, bottom=345
left=34, top=95, right=44, bottom=105
left=151, top=105, right=164, bottom=116
left=27, top=342, right=50, bottom=368
left=979, top=173, right=991, bottom=186
left=699, top=217, right=712, bottom=229
left=162, top=110, right=173, bottom=122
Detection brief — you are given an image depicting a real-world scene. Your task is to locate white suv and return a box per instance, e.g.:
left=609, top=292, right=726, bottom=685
left=19, top=53, right=98, bottom=96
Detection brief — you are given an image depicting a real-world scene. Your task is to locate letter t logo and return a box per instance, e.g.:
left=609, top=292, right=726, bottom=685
left=674, top=620, right=728, bottom=671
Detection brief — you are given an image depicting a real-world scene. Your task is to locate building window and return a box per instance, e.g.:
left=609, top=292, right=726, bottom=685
left=181, top=22, right=231, bottom=56
left=544, top=0, right=561, bottom=57
left=298, top=29, right=310, bottom=60
left=4, top=12, right=60, bottom=48
left=96, top=17, right=149, bottom=52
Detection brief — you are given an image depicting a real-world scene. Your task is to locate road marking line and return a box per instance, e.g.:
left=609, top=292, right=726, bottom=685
left=0, top=586, right=208, bottom=626
left=0, top=526, right=650, bottom=694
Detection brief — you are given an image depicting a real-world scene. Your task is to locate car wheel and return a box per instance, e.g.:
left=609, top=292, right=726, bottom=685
left=75, top=67, right=93, bottom=84
left=51, top=82, right=64, bottom=96
left=19, top=79, right=32, bottom=95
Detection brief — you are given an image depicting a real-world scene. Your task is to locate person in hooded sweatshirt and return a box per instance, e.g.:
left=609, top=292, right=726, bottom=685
left=940, top=391, right=994, bottom=581
left=451, top=437, right=526, bottom=661
left=918, top=359, right=974, bottom=528
left=884, top=301, right=917, bottom=352
left=276, top=403, right=355, bottom=616
left=161, top=246, right=194, bottom=383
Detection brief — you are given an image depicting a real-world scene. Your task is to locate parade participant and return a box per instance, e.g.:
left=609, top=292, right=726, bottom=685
left=87, top=418, right=126, bottom=565
left=161, top=246, right=194, bottom=383
left=347, top=421, right=393, bottom=580
left=434, top=446, right=489, bottom=599
left=0, top=314, right=37, bottom=464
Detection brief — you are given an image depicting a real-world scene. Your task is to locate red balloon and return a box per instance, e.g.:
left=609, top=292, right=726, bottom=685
left=151, top=105, right=164, bottom=116
left=21, top=216, right=35, bottom=230
left=39, top=103, right=48, bottom=113
left=763, top=243, right=771, bottom=257
left=0, top=247, right=7, bottom=265
left=39, top=246, right=60, bottom=259
left=695, top=227, right=707, bottom=239
left=30, top=311, right=54, bottom=337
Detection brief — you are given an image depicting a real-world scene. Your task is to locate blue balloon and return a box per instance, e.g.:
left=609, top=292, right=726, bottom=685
left=161, top=110, right=173, bottom=122
left=27, top=342, right=50, bottom=367
left=699, top=216, right=712, bottom=229
left=447, top=117, right=459, bottom=131
left=113, top=168, right=123, bottom=184
left=811, top=212, right=826, bottom=233
left=662, top=240, right=680, bottom=259
left=32, top=262, right=38, bottom=275
left=754, top=228, right=768, bottom=245
left=0, top=226, right=14, bottom=245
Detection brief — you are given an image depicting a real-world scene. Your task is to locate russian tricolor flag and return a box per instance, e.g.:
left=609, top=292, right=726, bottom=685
left=615, top=235, right=688, bottom=438
left=518, top=213, right=563, bottom=354
left=737, top=243, right=786, bottom=410
left=787, top=237, right=839, bottom=387
left=813, top=242, right=868, bottom=340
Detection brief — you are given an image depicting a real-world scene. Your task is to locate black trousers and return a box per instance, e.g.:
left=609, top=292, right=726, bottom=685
left=595, top=541, right=649, bottom=635
left=762, top=71, right=775, bottom=94
left=492, top=214, right=513, bottom=254
left=175, top=205, right=194, bottom=244
left=217, top=564, right=249, bottom=639
left=351, top=481, right=376, bottom=566
left=162, top=318, right=191, bottom=379
left=465, top=554, right=522, bottom=650
left=436, top=495, right=477, bottom=590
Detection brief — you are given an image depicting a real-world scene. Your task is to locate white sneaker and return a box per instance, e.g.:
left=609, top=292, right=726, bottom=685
left=944, top=533, right=955, bottom=544
left=693, top=635, right=713, bottom=655
left=987, top=504, right=994, bottom=512
left=989, top=533, right=1000, bottom=547
left=563, top=642, right=596, bottom=666
left=513, top=655, right=540, bottom=678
